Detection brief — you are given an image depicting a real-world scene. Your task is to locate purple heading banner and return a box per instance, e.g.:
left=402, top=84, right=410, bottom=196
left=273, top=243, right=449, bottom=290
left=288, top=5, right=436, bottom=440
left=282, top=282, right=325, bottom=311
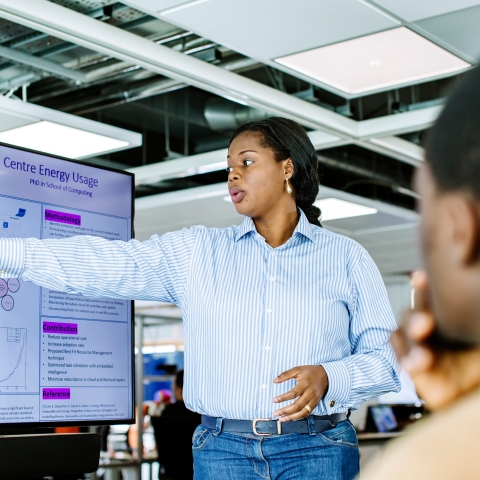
left=43, top=321, right=78, bottom=335
left=45, top=209, right=81, bottom=226
left=42, top=388, right=71, bottom=400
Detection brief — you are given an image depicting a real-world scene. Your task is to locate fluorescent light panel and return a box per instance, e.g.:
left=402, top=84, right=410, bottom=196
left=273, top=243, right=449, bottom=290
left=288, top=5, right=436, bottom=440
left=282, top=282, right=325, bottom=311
left=275, top=27, right=470, bottom=95
left=0, top=120, right=130, bottom=159
left=315, top=198, right=377, bottom=221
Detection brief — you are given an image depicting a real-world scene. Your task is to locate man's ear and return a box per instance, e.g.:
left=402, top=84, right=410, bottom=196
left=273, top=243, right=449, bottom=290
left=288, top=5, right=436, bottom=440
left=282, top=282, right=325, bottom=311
left=284, top=158, right=294, bottom=178
left=446, top=195, right=480, bottom=266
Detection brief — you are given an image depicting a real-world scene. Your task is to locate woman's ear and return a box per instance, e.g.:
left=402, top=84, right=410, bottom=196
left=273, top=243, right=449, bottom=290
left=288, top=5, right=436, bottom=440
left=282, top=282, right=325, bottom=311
left=284, top=158, right=294, bottom=178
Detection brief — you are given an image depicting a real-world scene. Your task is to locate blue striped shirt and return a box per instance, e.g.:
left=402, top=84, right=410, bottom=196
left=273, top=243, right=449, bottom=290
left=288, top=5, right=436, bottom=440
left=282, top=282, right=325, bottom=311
left=1, top=209, right=399, bottom=419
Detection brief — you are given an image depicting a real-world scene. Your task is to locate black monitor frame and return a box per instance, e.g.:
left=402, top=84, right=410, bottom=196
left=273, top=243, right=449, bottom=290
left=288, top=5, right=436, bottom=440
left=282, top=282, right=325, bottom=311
left=0, top=141, right=135, bottom=429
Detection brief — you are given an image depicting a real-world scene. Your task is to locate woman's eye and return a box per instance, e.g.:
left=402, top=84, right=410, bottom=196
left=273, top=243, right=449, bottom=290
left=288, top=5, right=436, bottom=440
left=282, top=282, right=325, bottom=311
left=226, top=167, right=233, bottom=174
left=243, top=159, right=253, bottom=166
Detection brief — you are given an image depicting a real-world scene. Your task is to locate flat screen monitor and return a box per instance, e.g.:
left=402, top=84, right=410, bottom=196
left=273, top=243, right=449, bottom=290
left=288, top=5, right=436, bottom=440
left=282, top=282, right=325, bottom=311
left=0, top=143, right=134, bottom=428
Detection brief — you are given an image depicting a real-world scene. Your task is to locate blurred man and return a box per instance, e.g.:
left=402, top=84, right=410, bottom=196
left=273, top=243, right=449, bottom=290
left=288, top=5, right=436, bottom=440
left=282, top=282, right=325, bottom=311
left=362, top=66, right=480, bottom=479
left=153, top=370, right=200, bottom=480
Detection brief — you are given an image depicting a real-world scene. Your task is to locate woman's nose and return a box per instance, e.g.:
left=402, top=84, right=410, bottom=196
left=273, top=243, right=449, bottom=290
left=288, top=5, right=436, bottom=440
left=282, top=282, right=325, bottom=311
left=228, top=169, right=240, bottom=181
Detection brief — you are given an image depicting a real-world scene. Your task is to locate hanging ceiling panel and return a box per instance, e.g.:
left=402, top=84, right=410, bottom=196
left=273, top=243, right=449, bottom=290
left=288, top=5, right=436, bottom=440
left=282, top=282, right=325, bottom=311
left=158, top=0, right=399, bottom=60
left=415, top=5, right=480, bottom=60
left=371, top=0, right=480, bottom=22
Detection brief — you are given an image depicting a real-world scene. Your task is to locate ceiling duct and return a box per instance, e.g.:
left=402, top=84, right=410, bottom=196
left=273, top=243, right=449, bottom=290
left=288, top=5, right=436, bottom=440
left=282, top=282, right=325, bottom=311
left=204, top=98, right=270, bottom=132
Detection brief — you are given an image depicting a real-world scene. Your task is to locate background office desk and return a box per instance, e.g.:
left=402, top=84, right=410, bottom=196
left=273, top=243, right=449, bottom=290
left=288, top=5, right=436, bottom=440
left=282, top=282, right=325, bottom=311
left=89, top=453, right=159, bottom=480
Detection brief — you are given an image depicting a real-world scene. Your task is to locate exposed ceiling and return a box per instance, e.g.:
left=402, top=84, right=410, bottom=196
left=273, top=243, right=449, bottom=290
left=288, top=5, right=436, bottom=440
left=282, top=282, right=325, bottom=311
left=0, top=0, right=471, bottom=274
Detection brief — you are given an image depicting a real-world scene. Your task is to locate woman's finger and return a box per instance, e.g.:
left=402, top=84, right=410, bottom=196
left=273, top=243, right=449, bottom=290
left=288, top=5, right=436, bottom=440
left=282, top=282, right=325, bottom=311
left=274, top=367, right=300, bottom=384
left=273, top=386, right=302, bottom=404
left=273, top=391, right=317, bottom=421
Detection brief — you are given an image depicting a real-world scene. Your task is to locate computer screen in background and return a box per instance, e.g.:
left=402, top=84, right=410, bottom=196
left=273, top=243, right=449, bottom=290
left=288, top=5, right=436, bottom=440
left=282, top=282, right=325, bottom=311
left=0, top=143, right=134, bottom=428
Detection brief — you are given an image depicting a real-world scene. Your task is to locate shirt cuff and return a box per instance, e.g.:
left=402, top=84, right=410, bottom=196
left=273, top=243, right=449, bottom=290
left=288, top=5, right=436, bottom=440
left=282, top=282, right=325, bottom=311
left=320, top=359, right=351, bottom=413
left=0, top=238, right=26, bottom=279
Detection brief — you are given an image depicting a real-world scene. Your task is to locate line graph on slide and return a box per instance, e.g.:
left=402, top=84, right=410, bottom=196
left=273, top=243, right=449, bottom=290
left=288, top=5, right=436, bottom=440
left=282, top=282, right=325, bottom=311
left=0, top=328, right=26, bottom=389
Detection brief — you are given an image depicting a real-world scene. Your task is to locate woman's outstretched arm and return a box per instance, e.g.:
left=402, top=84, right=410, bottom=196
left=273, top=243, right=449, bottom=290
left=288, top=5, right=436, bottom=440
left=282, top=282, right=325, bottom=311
left=0, top=228, right=199, bottom=304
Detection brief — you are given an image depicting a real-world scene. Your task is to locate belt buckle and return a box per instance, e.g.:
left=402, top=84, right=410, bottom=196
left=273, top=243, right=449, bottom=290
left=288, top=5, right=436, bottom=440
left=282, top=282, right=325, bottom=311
left=252, top=418, right=282, bottom=436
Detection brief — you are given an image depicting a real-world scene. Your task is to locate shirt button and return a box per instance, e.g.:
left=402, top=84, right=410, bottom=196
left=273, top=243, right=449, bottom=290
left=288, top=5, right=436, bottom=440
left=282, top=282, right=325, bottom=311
left=265, top=346, right=271, bottom=351
left=262, top=384, right=267, bottom=389
left=330, top=400, right=335, bottom=407
left=270, top=276, right=276, bottom=282
left=266, top=308, right=272, bottom=313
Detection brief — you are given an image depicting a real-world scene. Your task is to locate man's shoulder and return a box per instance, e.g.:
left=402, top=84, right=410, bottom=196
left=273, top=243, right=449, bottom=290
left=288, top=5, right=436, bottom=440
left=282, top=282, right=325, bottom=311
left=362, top=388, right=480, bottom=480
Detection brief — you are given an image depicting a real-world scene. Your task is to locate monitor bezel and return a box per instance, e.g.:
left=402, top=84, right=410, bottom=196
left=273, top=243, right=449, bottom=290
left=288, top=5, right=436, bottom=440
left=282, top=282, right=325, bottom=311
left=0, top=141, right=136, bottom=429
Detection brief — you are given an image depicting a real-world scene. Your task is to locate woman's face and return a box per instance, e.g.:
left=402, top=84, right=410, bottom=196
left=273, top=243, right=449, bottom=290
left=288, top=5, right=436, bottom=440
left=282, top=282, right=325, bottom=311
left=227, top=131, right=294, bottom=219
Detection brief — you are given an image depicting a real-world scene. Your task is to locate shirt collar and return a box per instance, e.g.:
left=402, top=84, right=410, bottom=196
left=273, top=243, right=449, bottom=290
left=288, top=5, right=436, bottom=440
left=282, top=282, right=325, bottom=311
left=235, top=208, right=316, bottom=243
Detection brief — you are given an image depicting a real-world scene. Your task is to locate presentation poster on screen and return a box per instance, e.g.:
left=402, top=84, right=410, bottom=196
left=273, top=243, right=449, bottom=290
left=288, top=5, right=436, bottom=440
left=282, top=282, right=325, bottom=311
left=0, top=145, right=133, bottom=425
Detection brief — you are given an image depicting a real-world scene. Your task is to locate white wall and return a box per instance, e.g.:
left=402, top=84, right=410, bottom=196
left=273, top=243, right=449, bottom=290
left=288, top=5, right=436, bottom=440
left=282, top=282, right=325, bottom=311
left=384, top=275, right=412, bottom=325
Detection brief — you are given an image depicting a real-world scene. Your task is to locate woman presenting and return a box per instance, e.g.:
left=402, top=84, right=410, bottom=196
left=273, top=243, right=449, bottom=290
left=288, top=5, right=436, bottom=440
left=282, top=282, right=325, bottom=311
left=0, top=117, right=399, bottom=479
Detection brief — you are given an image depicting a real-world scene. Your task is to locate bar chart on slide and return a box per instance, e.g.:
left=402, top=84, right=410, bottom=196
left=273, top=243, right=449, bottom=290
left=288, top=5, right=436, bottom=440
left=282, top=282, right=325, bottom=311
left=0, top=328, right=27, bottom=390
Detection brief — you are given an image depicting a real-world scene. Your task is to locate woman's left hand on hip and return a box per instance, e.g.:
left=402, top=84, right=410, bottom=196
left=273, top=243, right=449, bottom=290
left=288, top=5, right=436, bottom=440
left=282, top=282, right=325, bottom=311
left=272, top=365, right=329, bottom=421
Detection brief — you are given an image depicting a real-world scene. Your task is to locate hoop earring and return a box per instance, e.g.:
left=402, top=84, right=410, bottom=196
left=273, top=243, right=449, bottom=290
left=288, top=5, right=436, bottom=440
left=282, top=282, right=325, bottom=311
left=285, top=178, right=292, bottom=194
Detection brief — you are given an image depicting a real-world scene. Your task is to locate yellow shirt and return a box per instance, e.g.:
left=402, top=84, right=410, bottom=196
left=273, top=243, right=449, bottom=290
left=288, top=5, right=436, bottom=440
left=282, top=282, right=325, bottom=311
left=361, top=387, right=480, bottom=479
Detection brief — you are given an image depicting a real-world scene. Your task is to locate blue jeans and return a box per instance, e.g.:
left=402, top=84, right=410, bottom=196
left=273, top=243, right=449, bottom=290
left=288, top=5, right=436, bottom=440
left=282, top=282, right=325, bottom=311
left=192, top=419, right=360, bottom=480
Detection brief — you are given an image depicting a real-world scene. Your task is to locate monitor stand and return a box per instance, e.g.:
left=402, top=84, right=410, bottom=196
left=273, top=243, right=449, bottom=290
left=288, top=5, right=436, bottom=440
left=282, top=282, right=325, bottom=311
left=0, top=432, right=101, bottom=478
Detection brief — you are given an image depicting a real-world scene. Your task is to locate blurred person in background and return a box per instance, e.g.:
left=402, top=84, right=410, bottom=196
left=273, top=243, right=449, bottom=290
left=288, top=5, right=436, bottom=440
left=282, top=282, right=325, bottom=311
left=161, top=370, right=200, bottom=422
left=149, top=389, right=173, bottom=418
left=362, top=66, right=480, bottom=480
left=154, top=370, right=200, bottom=480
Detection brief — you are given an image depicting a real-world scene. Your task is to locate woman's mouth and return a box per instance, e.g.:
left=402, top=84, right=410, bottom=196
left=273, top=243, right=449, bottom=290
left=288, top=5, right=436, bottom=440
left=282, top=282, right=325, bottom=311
left=229, top=187, right=246, bottom=204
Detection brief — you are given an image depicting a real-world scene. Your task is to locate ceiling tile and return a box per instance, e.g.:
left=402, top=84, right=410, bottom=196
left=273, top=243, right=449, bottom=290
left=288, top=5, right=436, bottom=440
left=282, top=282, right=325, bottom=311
left=371, top=0, right=480, bottom=22
left=415, top=6, right=480, bottom=60
left=160, top=0, right=398, bottom=60
left=275, top=27, right=469, bottom=94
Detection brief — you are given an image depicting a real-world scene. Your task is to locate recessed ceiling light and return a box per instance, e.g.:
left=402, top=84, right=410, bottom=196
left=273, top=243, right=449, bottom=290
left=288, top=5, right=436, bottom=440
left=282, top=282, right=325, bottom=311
left=315, top=198, right=377, bottom=221
left=275, top=27, right=470, bottom=95
left=0, top=121, right=130, bottom=159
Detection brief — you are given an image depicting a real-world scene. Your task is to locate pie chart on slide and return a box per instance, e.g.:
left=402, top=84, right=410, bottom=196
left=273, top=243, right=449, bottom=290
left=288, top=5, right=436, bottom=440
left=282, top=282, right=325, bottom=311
left=1, top=295, right=13, bottom=311
left=0, top=278, right=19, bottom=311
left=7, top=278, right=19, bottom=293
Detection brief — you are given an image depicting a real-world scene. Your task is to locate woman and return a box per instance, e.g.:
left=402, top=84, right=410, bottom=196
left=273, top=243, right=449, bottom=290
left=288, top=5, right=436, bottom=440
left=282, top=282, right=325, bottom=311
left=2, top=117, right=399, bottom=479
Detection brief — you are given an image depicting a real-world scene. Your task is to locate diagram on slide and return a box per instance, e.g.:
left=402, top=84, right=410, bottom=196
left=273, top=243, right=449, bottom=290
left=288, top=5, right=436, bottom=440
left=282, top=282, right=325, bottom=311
left=0, top=278, right=19, bottom=311
left=0, top=328, right=26, bottom=389
left=0, top=208, right=26, bottom=238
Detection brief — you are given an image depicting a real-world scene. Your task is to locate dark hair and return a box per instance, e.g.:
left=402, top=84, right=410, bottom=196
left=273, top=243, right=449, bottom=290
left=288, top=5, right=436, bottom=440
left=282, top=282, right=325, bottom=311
left=425, top=66, right=480, bottom=197
left=175, top=369, right=184, bottom=389
left=229, top=117, right=322, bottom=226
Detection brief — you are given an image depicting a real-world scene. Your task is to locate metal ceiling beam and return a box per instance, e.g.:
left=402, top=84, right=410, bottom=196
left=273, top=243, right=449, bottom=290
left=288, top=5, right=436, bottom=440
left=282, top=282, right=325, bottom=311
left=0, top=44, right=88, bottom=83
left=356, top=105, right=442, bottom=139
left=0, top=0, right=435, bottom=165
left=362, top=136, right=424, bottom=167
